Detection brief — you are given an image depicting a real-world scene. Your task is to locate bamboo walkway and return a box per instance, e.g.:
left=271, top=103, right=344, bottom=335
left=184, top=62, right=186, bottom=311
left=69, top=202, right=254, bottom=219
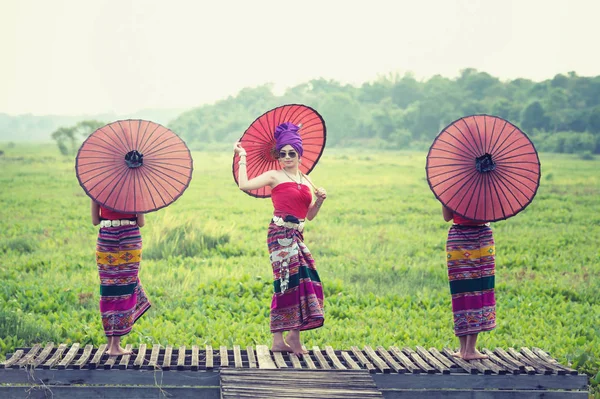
left=0, top=344, right=589, bottom=398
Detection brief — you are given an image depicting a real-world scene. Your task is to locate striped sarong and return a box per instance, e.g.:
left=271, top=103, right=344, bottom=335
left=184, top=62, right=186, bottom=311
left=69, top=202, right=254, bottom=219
left=267, top=222, right=324, bottom=333
left=96, top=225, right=151, bottom=336
left=446, top=224, right=496, bottom=336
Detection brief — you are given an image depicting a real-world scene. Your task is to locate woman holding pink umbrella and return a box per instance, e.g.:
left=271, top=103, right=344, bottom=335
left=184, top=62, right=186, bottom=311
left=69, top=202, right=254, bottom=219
left=234, top=120, right=327, bottom=356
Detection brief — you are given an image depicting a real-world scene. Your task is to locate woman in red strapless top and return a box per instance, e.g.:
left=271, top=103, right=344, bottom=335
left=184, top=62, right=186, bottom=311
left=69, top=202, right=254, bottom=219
left=233, top=122, right=327, bottom=357
left=91, top=201, right=150, bottom=356
left=442, top=205, right=495, bottom=361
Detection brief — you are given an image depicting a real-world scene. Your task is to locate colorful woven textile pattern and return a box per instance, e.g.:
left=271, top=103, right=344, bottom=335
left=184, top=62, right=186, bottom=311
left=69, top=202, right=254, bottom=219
left=446, top=224, right=496, bottom=336
left=267, top=223, right=324, bottom=333
left=96, top=225, right=151, bottom=336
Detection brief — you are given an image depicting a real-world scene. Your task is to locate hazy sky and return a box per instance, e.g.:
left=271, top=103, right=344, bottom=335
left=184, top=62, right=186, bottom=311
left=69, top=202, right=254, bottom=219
left=2, top=0, right=599, bottom=116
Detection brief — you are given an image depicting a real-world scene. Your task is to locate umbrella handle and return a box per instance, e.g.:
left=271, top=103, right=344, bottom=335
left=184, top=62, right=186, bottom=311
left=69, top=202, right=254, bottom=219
left=300, top=172, right=318, bottom=192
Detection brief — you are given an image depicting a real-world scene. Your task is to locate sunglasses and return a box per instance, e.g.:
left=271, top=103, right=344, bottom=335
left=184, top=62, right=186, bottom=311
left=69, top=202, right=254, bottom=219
left=278, top=150, right=297, bottom=159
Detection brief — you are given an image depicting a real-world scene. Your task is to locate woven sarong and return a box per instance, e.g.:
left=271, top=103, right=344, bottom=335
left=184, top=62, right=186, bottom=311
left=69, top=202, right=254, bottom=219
left=96, top=225, right=151, bottom=336
left=446, top=224, right=496, bottom=336
left=267, top=222, right=324, bottom=333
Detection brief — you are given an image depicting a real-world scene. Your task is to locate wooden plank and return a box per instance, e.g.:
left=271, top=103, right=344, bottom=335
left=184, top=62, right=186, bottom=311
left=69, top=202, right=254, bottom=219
left=366, top=388, right=588, bottom=398
left=146, top=344, right=160, bottom=370
left=289, top=352, right=302, bottom=369
left=389, top=346, right=421, bottom=374
left=90, top=344, right=107, bottom=370
left=255, top=345, right=277, bottom=369
left=508, top=347, right=550, bottom=374
left=469, top=359, right=493, bottom=375
left=521, top=347, right=565, bottom=375
left=221, top=382, right=383, bottom=399
left=133, top=343, right=146, bottom=369
left=30, top=343, right=54, bottom=368
left=220, top=371, right=383, bottom=398
left=245, top=346, right=256, bottom=369
left=15, top=344, right=41, bottom=368
left=442, top=348, right=478, bottom=374
left=312, top=346, right=331, bottom=370
left=427, top=348, right=470, bottom=374
left=376, top=346, right=406, bottom=373
left=162, top=345, right=173, bottom=370
left=341, top=351, right=361, bottom=370
left=42, top=343, right=67, bottom=369
left=219, top=346, right=229, bottom=368
left=402, top=347, right=436, bottom=374
left=205, top=345, right=214, bottom=370
left=233, top=345, right=243, bottom=368
left=191, top=345, right=199, bottom=371
left=302, top=345, right=317, bottom=370
left=351, top=346, right=376, bottom=373
left=103, top=354, right=118, bottom=370
left=73, top=344, right=93, bottom=370
left=118, top=344, right=133, bottom=370
left=482, top=348, right=520, bottom=374
left=58, top=343, right=80, bottom=369
left=363, top=345, right=390, bottom=373
left=415, top=346, right=450, bottom=374
left=480, top=357, right=507, bottom=375
left=372, top=372, right=589, bottom=391
left=0, top=386, right=222, bottom=399
left=1, top=350, right=24, bottom=369
left=533, top=347, right=578, bottom=375
left=427, top=348, right=455, bottom=369
left=272, top=351, right=288, bottom=368
left=176, top=345, right=186, bottom=371
left=325, top=346, right=347, bottom=370
left=0, top=367, right=221, bottom=387
left=222, top=388, right=382, bottom=399
left=494, top=347, right=528, bottom=372
left=0, top=368, right=586, bottom=391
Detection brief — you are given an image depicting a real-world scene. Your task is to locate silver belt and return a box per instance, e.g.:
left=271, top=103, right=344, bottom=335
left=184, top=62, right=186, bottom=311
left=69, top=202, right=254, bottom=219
left=272, top=216, right=304, bottom=232
left=100, top=219, right=137, bottom=227
left=452, top=222, right=490, bottom=227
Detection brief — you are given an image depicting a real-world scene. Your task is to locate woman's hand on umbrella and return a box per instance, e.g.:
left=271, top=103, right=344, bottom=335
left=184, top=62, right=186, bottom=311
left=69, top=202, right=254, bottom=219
left=315, top=188, right=327, bottom=201
left=233, top=142, right=247, bottom=157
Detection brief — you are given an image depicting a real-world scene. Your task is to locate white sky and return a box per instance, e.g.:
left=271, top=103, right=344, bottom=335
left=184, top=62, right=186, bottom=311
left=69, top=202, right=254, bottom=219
left=1, top=0, right=599, bottom=116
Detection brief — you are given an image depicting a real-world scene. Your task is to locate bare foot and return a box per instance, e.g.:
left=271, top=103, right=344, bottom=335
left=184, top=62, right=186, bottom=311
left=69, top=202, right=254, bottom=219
left=271, top=342, right=293, bottom=353
left=286, top=331, right=308, bottom=356
left=287, top=342, right=308, bottom=356
left=461, top=351, right=488, bottom=360
left=452, top=351, right=464, bottom=359
left=106, top=346, right=133, bottom=356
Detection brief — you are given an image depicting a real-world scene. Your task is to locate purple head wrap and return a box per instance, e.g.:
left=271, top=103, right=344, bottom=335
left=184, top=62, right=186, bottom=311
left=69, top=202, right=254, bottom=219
left=274, top=122, right=303, bottom=157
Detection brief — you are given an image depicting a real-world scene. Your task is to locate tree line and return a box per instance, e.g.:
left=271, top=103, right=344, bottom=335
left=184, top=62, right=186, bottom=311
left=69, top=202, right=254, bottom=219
left=49, top=69, right=600, bottom=156
left=168, top=69, right=600, bottom=155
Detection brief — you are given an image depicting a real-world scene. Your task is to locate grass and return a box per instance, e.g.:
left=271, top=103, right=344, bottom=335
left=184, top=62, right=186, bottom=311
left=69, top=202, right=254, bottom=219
left=0, top=143, right=598, bottom=389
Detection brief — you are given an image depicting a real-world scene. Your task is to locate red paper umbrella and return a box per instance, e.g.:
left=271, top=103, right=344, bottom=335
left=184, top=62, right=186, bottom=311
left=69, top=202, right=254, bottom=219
left=426, top=114, right=541, bottom=222
left=76, top=119, right=193, bottom=213
left=233, top=104, right=326, bottom=198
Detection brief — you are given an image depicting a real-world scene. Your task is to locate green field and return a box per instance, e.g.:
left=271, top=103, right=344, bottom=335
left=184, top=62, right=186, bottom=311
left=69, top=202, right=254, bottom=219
left=0, top=144, right=599, bottom=388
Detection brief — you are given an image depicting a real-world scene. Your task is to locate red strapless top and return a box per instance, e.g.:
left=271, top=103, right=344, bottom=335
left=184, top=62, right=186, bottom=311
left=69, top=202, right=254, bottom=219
left=453, top=214, right=487, bottom=225
left=271, top=182, right=312, bottom=219
left=99, top=206, right=136, bottom=220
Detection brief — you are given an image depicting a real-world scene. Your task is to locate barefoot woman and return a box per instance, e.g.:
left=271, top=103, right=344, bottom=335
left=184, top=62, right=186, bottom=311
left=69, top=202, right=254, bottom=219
left=443, top=205, right=495, bottom=360
left=92, top=200, right=151, bottom=355
left=234, top=122, right=327, bottom=356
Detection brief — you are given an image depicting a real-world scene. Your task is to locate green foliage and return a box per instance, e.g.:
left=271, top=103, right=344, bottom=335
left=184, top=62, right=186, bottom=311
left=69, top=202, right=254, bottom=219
left=0, top=311, right=59, bottom=352
left=168, top=71, right=600, bottom=154
left=50, top=119, right=105, bottom=156
left=143, top=216, right=240, bottom=259
left=0, top=145, right=599, bottom=390
left=0, top=237, right=36, bottom=254
left=579, top=151, right=595, bottom=160
left=533, top=131, right=600, bottom=154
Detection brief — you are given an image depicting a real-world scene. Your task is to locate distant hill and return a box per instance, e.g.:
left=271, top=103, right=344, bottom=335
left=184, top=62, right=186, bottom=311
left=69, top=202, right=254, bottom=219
left=0, top=108, right=186, bottom=142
